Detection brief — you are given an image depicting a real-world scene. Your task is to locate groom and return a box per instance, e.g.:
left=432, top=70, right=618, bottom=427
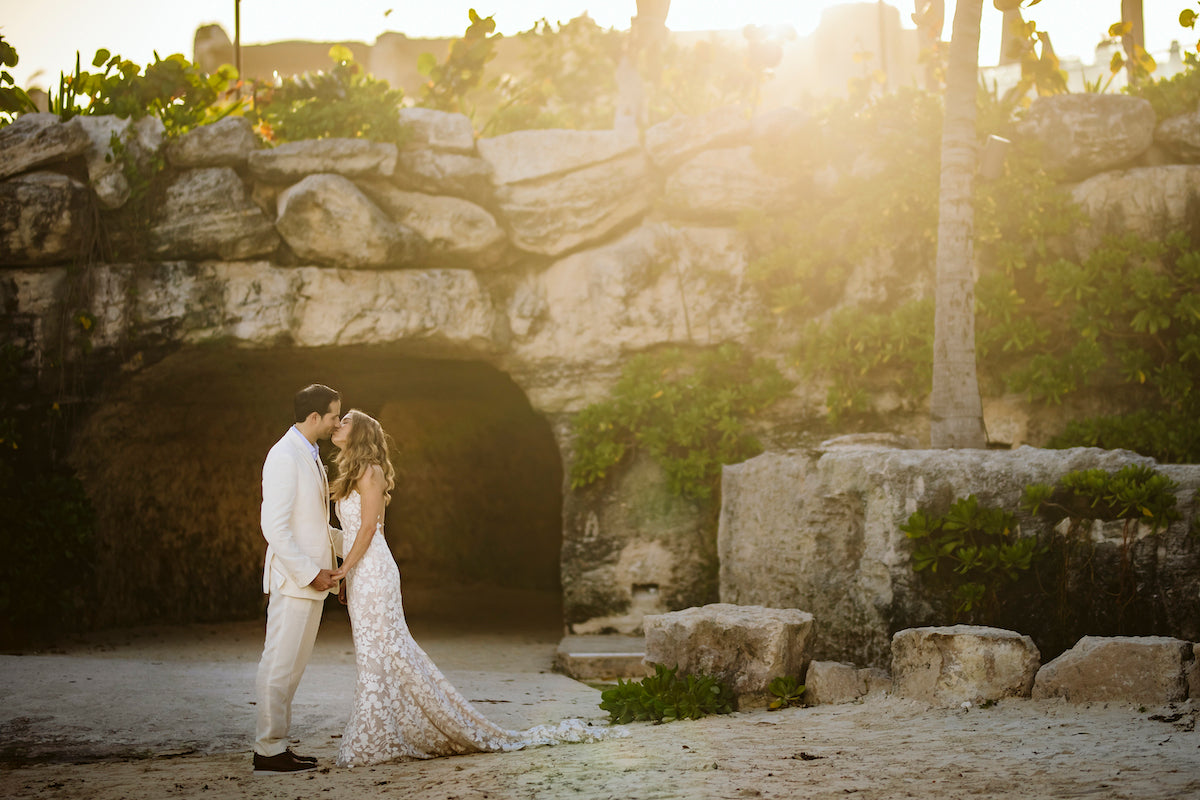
left=253, top=384, right=344, bottom=773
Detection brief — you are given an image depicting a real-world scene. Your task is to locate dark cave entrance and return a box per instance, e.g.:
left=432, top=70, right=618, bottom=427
left=74, top=345, right=564, bottom=630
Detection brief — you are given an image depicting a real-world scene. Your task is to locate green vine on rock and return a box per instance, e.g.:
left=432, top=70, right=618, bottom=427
left=570, top=344, right=792, bottom=501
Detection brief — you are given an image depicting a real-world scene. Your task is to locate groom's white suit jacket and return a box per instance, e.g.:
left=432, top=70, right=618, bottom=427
left=260, top=429, right=343, bottom=601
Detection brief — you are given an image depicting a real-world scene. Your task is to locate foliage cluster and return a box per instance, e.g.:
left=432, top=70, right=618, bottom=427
left=599, top=663, right=734, bottom=723
left=903, top=464, right=1191, bottom=638
left=1021, top=464, right=1182, bottom=534
left=0, top=35, right=37, bottom=124
left=767, top=675, right=806, bottom=710
left=418, top=11, right=773, bottom=134
left=570, top=344, right=792, bottom=501
left=250, top=46, right=409, bottom=144
left=754, top=77, right=1200, bottom=462
left=49, top=48, right=237, bottom=133
left=900, top=495, right=1042, bottom=616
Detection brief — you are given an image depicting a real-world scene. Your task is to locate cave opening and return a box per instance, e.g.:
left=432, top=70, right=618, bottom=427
left=72, top=345, right=564, bottom=632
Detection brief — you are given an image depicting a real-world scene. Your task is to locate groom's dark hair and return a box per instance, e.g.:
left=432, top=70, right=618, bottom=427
left=294, top=384, right=341, bottom=423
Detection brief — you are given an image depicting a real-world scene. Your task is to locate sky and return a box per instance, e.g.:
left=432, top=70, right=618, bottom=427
left=1, top=1, right=1192, bottom=90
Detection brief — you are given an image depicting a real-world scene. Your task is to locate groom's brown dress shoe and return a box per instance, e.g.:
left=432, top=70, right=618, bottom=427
left=289, top=749, right=318, bottom=764
left=252, top=750, right=318, bottom=773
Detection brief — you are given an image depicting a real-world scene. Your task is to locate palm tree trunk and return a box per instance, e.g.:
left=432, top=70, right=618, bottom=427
left=930, top=0, right=986, bottom=449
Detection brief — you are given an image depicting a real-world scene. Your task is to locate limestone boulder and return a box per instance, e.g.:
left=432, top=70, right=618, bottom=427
left=1017, top=94, right=1155, bottom=180
left=644, top=105, right=751, bottom=171
left=1155, top=110, right=1200, bottom=162
left=891, top=626, right=1041, bottom=706
left=662, top=146, right=793, bottom=221
left=1070, top=165, right=1200, bottom=258
left=397, top=108, right=476, bottom=154
left=803, top=661, right=876, bottom=706
left=355, top=178, right=507, bottom=268
left=276, top=174, right=424, bottom=269
left=491, top=151, right=651, bottom=256
left=247, top=138, right=397, bottom=183
left=643, top=603, right=815, bottom=708
left=0, top=172, right=91, bottom=266
left=74, top=261, right=500, bottom=353
left=75, top=115, right=165, bottom=210
left=0, top=113, right=89, bottom=181
left=504, top=222, right=760, bottom=408
left=166, top=116, right=260, bottom=168
left=392, top=149, right=493, bottom=202
left=477, top=128, right=639, bottom=185
left=147, top=167, right=280, bottom=260
left=1032, top=636, right=1194, bottom=705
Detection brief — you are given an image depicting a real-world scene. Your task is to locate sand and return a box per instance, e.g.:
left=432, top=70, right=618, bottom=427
left=2, top=588, right=1199, bottom=800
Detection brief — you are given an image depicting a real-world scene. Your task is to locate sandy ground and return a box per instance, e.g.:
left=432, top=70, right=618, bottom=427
left=2, top=585, right=1200, bottom=800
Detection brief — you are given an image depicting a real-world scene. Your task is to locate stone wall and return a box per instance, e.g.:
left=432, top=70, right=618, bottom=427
left=2, top=92, right=1198, bottom=630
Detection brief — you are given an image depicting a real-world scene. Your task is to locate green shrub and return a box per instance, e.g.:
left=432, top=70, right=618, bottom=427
left=900, top=494, right=1043, bottom=617
left=599, top=663, right=735, bottom=723
left=767, top=675, right=806, bottom=710
left=251, top=46, right=409, bottom=143
left=570, top=344, right=792, bottom=501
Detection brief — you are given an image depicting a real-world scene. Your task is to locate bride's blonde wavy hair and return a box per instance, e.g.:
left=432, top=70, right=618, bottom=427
left=329, top=409, right=396, bottom=504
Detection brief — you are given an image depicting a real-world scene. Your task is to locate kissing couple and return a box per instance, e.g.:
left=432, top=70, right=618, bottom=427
left=252, top=384, right=623, bottom=772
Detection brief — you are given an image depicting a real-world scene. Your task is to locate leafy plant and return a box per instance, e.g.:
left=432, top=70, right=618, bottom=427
left=0, top=34, right=37, bottom=125
left=570, top=344, right=792, bottom=501
left=767, top=675, right=806, bottom=710
left=417, top=9, right=500, bottom=119
left=900, top=495, right=1043, bottom=617
left=250, top=46, right=408, bottom=143
left=50, top=48, right=237, bottom=133
left=599, top=663, right=735, bottom=723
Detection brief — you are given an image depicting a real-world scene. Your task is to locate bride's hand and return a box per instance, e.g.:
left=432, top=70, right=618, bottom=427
left=330, top=566, right=347, bottom=581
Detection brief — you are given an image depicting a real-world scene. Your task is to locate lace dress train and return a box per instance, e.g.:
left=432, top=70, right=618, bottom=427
left=335, top=490, right=621, bottom=768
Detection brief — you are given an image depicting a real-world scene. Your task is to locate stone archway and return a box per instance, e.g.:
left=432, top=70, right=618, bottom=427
left=70, top=344, right=563, bottom=630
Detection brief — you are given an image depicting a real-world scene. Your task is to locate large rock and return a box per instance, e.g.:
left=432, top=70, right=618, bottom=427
left=803, top=661, right=876, bottom=706
left=397, top=108, right=476, bottom=154
left=492, top=152, right=651, bottom=257
left=75, top=115, right=166, bottom=210
left=147, top=167, right=280, bottom=260
left=505, top=222, right=760, bottom=409
left=0, top=113, right=89, bottom=181
left=1155, top=110, right=1200, bottom=163
left=718, top=447, right=1200, bottom=667
left=247, top=138, right=397, bottom=183
left=0, top=172, right=91, bottom=266
left=67, top=261, right=499, bottom=353
left=1070, top=165, right=1200, bottom=258
left=662, top=146, right=793, bottom=221
left=1188, top=643, right=1200, bottom=700
left=478, top=128, right=639, bottom=185
left=392, top=149, right=493, bottom=201
left=1032, top=636, right=1194, bottom=704
left=355, top=179, right=507, bottom=268
left=1017, top=94, right=1155, bottom=180
left=275, top=174, right=423, bottom=268
left=643, top=603, right=815, bottom=708
left=166, top=116, right=260, bottom=168
left=644, top=105, right=751, bottom=171
left=891, top=626, right=1040, bottom=706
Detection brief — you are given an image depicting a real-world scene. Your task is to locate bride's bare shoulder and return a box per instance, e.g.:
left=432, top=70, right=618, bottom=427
left=359, top=463, right=386, bottom=489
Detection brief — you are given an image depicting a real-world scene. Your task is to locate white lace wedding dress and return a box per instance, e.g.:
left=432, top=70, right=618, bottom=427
left=335, top=490, right=622, bottom=768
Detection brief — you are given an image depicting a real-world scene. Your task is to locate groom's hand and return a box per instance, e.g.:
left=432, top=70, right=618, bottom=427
left=309, top=569, right=336, bottom=591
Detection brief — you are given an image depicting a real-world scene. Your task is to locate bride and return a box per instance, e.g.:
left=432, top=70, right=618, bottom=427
left=328, top=409, right=622, bottom=767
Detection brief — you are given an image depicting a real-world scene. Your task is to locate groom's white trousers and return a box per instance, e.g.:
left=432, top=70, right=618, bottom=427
left=254, top=591, right=324, bottom=756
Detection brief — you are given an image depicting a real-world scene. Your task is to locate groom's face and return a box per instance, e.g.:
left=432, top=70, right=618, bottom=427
left=315, top=401, right=342, bottom=441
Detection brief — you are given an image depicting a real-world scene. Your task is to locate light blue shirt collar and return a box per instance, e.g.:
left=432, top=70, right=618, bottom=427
left=290, top=425, right=320, bottom=462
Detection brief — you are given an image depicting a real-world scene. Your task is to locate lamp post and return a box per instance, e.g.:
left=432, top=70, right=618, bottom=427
left=234, top=0, right=242, bottom=81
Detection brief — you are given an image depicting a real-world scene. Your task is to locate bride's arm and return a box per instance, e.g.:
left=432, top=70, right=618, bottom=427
left=330, top=464, right=386, bottom=579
